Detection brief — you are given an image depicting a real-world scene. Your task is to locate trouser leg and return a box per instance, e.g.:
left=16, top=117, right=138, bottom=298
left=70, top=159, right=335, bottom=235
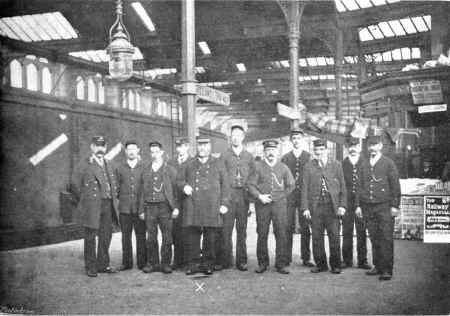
left=325, top=207, right=341, bottom=269
left=299, top=211, right=312, bottom=262
left=145, top=204, right=160, bottom=266
left=159, top=203, right=173, bottom=266
left=272, top=200, right=288, bottom=269
left=172, top=211, right=184, bottom=267
left=342, top=209, right=355, bottom=265
left=377, top=206, right=394, bottom=274
left=286, top=203, right=296, bottom=264
left=185, top=226, right=201, bottom=265
left=255, top=203, right=271, bottom=267
left=97, top=200, right=113, bottom=270
left=355, top=214, right=368, bottom=265
left=220, top=202, right=236, bottom=268
left=132, top=213, right=147, bottom=269
left=363, top=204, right=380, bottom=270
left=120, top=213, right=133, bottom=268
left=84, top=227, right=97, bottom=272
left=311, top=208, right=327, bottom=269
left=202, top=227, right=217, bottom=269
left=235, top=192, right=249, bottom=266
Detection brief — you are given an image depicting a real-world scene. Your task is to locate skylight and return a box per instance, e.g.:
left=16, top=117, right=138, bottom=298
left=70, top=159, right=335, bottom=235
left=198, top=41, right=211, bottom=55
left=335, top=0, right=400, bottom=13
left=364, top=47, right=421, bottom=62
left=0, top=12, right=78, bottom=42
left=359, top=15, right=431, bottom=41
left=69, top=48, right=144, bottom=62
left=142, top=68, right=177, bottom=79
left=195, top=66, right=206, bottom=74
left=236, top=63, right=247, bottom=72
left=131, top=2, right=156, bottom=32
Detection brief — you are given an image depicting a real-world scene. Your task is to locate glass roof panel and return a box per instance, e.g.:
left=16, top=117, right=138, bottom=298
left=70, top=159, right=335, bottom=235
left=382, top=51, right=392, bottom=61
left=378, top=22, right=395, bottom=37
left=12, top=16, right=40, bottom=41
left=22, top=15, right=51, bottom=41
left=0, top=20, right=19, bottom=39
left=280, top=60, right=290, bottom=68
left=198, top=41, right=211, bottom=55
left=316, top=57, right=327, bottom=66
left=36, top=13, right=63, bottom=40
left=399, top=18, right=417, bottom=34
left=3, top=18, right=32, bottom=42
left=236, top=63, right=247, bottom=72
left=392, top=48, right=402, bottom=60
left=387, top=20, right=406, bottom=36
left=306, top=58, right=318, bottom=67
left=401, top=47, right=411, bottom=59
left=342, top=0, right=360, bottom=10
left=335, top=0, right=347, bottom=12
left=359, top=28, right=374, bottom=41
left=299, top=59, right=308, bottom=67
left=411, top=47, right=421, bottom=59
left=411, top=16, right=428, bottom=32
left=53, top=12, right=78, bottom=38
left=371, top=0, right=387, bottom=5
left=131, top=2, right=156, bottom=32
left=373, top=53, right=383, bottom=62
left=325, top=57, right=335, bottom=65
left=423, top=15, right=431, bottom=29
left=355, top=0, right=372, bottom=8
left=368, top=25, right=384, bottom=39
left=44, top=12, right=72, bottom=39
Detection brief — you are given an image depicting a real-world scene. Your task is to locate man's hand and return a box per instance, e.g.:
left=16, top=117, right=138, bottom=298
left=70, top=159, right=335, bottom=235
left=355, top=206, right=363, bottom=218
left=258, top=194, right=272, bottom=204
left=183, top=185, right=193, bottom=196
left=172, top=208, right=180, bottom=219
left=248, top=202, right=255, bottom=217
left=139, top=213, right=145, bottom=220
left=337, top=207, right=346, bottom=217
left=219, top=205, right=228, bottom=214
left=303, top=209, right=311, bottom=220
left=391, top=207, right=400, bottom=217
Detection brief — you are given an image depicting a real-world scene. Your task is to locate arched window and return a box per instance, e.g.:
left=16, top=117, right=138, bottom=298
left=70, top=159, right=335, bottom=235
left=98, top=79, right=105, bottom=104
left=128, top=90, right=135, bottom=110
left=42, top=67, right=52, bottom=94
left=76, top=76, right=85, bottom=100
left=87, top=77, right=96, bottom=102
left=135, top=91, right=141, bottom=112
left=9, top=59, right=22, bottom=88
left=122, top=90, right=127, bottom=108
left=26, top=63, right=38, bottom=91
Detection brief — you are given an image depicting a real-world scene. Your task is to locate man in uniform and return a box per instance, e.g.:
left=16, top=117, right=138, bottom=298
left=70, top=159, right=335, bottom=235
left=115, top=140, right=147, bottom=271
left=168, top=137, right=192, bottom=271
left=301, top=139, right=346, bottom=274
left=215, top=125, right=255, bottom=271
left=356, top=135, right=401, bottom=281
left=341, top=137, right=370, bottom=270
left=177, top=137, right=230, bottom=275
left=71, top=136, right=119, bottom=277
left=248, top=139, right=295, bottom=274
left=281, top=128, right=314, bottom=267
left=138, top=141, right=179, bottom=274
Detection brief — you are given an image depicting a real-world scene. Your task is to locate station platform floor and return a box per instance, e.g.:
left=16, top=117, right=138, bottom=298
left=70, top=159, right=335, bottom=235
left=0, top=214, right=449, bottom=314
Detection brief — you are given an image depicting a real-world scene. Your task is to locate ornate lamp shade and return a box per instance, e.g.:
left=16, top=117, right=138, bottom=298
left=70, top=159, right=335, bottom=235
left=106, top=0, right=134, bottom=81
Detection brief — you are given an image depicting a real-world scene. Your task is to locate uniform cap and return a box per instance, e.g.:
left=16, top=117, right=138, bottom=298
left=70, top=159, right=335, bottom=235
left=231, top=125, right=245, bottom=132
left=313, top=139, right=327, bottom=148
left=91, top=135, right=106, bottom=146
left=262, top=139, right=279, bottom=148
left=367, top=135, right=382, bottom=145
left=196, top=136, right=211, bottom=144
left=290, top=128, right=305, bottom=136
left=149, top=141, right=163, bottom=148
left=346, top=137, right=360, bottom=146
left=175, top=137, right=190, bottom=146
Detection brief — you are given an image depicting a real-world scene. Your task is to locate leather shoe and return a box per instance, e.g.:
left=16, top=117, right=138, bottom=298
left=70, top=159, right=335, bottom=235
left=98, top=266, right=118, bottom=274
left=203, top=267, right=213, bottom=275
left=366, top=267, right=380, bottom=276
left=142, top=265, right=159, bottom=273
left=213, top=264, right=223, bottom=271
left=255, top=265, right=267, bottom=273
left=358, top=263, right=372, bottom=270
left=331, top=267, right=342, bottom=274
left=161, top=265, right=173, bottom=274
left=379, top=272, right=392, bottom=281
left=119, top=265, right=132, bottom=271
left=186, top=265, right=199, bottom=275
left=311, top=266, right=328, bottom=273
left=302, top=261, right=315, bottom=267
left=237, top=264, right=248, bottom=271
left=86, top=270, right=98, bottom=277
left=276, top=267, right=290, bottom=274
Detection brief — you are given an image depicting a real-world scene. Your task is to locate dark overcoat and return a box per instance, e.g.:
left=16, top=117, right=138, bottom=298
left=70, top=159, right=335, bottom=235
left=177, top=156, right=231, bottom=227
left=71, top=156, right=119, bottom=229
left=281, top=150, right=311, bottom=206
left=300, top=159, right=347, bottom=215
left=115, top=159, right=145, bottom=214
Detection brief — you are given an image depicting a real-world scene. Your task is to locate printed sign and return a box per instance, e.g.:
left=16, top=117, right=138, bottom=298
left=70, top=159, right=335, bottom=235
left=409, top=80, right=444, bottom=105
left=418, top=103, right=447, bottom=114
left=423, top=196, right=450, bottom=243
left=196, top=85, right=230, bottom=106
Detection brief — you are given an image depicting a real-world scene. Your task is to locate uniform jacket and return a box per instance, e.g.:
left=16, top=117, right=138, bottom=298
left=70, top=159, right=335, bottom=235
left=247, top=160, right=295, bottom=202
left=115, top=158, right=145, bottom=214
left=281, top=150, right=311, bottom=205
left=138, top=162, right=178, bottom=214
left=342, top=156, right=363, bottom=202
left=168, top=156, right=193, bottom=204
left=300, top=159, right=347, bottom=215
left=356, top=155, right=401, bottom=208
left=176, top=156, right=230, bottom=227
left=70, top=156, right=119, bottom=229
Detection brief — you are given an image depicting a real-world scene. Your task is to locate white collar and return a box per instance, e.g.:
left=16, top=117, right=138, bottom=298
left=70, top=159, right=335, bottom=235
left=91, top=154, right=105, bottom=167
left=292, top=148, right=303, bottom=158
left=264, top=158, right=277, bottom=168
left=127, top=159, right=138, bottom=168
left=315, top=157, right=327, bottom=167
left=178, top=154, right=188, bottom=164
left=232, top=146, right=243, bottom=156
left=348, top=154, right=360, bottom=166
left=152, top=160, right=163, bottom=172
left=198, top=156, right=209, bottom=164
left=370, top=153, right=382, bottom=166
